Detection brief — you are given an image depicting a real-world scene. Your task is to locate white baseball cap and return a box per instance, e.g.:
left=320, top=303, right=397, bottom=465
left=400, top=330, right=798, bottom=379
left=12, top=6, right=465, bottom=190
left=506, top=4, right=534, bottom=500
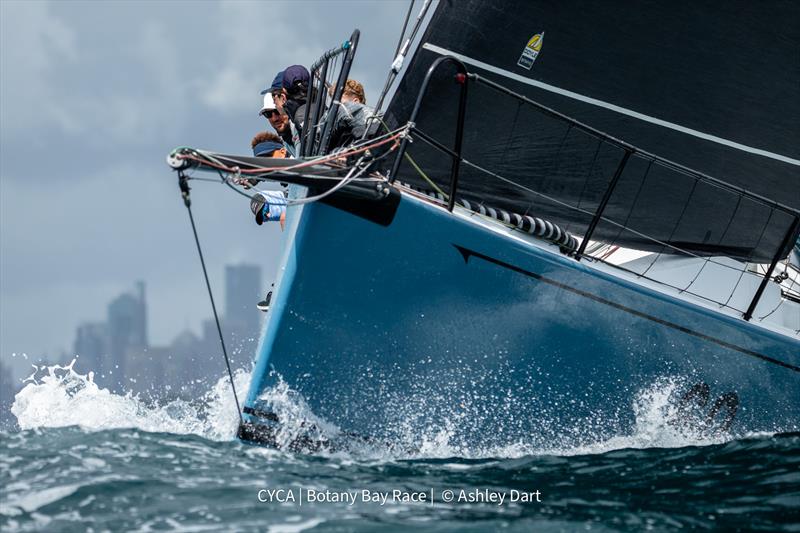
left=259, top=93, right=278, bottom=116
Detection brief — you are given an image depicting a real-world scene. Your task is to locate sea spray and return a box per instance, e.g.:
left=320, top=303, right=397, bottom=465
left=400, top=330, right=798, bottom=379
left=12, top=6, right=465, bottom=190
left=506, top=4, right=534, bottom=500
left=9, top=362, right=745, bottom=459
left=11, top=359, right=249, bottom=441
left=243, top=373, right=739, bottom=459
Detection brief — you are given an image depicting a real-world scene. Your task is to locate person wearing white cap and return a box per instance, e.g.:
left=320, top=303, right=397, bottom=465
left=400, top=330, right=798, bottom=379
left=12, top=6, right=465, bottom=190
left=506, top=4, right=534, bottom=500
left=259, top=92, right=298, bottom=157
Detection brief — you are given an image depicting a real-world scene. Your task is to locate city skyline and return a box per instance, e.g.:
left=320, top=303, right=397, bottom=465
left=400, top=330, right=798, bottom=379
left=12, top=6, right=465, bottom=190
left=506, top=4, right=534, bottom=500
left=6, top=263, right=265, bottom=391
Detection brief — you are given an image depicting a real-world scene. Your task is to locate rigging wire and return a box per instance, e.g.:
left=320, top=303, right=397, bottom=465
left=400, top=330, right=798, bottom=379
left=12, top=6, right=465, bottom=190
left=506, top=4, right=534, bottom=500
left=173, top=127, right=406, bottom=217
left=366, top=114, right=444, bottom=196
left=193, top=137, right=401, bottom=207
left=368, top=0, right=434, bottom=132
left=757, top=258, right=798, bottom=320
left=217, top=169, right=256, bottom=200
left=285, top=154, right=372, bottom=206
left=402, top=152, right=446, bottom=198
left=394, top=0, right=415, bottom=57
left=173, top=125, right=407, bottom=185
left=177, top=173, right=244, bottom=428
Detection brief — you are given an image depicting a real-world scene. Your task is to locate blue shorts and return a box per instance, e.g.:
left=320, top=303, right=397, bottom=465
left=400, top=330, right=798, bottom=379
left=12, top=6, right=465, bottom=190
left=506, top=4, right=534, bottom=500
left=260, top=190, right=287, bottom=222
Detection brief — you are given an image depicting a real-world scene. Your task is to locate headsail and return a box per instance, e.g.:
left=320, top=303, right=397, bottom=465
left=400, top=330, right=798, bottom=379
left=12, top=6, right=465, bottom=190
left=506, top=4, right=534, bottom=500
left=384, top=0, right=800, bottom=262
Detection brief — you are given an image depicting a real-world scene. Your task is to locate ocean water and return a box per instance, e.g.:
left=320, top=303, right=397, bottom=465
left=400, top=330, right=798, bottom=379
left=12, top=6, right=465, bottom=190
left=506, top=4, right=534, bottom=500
left=1, top=362, right=798, bottom=532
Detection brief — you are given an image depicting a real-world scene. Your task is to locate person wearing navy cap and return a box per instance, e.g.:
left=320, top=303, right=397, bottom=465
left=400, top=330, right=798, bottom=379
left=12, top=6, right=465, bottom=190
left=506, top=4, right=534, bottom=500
left=266, top=65, right=310, bottom=140
left=260, top=71, right=284, bottom=96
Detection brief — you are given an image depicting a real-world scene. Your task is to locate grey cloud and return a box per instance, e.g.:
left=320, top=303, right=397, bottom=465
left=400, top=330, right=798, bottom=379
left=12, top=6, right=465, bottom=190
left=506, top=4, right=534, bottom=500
left=1, top=0, right=411, bottom=380
left=0, top=1, right=77, bottom=136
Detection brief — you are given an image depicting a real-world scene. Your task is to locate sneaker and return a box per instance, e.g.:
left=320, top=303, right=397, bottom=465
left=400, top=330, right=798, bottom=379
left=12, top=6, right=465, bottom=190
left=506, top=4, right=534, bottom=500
left=257, top=291, right=272, bottom=312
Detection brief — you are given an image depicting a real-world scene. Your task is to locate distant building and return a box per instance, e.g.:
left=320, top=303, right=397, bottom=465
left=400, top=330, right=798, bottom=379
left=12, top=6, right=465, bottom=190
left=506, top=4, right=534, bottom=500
left=128, top=330, right=199, bottom=396
left=68, top=268, right=262, bottom=397
left=135, top=345, right=172, bottom=394
left=73, top=322, right=110, bottom=375
left=107, top=281, right=148, bottom=387
left=202, top=318, right=218, bottom=348
left=225, top=264, right=261, bottom=334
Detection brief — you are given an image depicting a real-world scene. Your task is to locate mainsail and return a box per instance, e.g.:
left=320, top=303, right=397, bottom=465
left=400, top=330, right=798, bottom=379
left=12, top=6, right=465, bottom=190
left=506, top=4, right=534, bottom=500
left=383, top=0, right=800, bottom=262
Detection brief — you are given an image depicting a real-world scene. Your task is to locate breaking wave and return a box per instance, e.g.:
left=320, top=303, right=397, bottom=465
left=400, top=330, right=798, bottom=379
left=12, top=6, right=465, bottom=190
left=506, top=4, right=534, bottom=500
left=10, top=359, right=249, bottom=442
left=9, top=361, right=747, bottom=459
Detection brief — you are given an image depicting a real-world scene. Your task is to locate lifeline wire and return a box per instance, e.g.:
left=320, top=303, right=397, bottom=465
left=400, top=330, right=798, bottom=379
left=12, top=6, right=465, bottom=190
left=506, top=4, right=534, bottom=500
left=178, top=173, right=244, bottom=427
left=285, top=154, right=373, bottom=206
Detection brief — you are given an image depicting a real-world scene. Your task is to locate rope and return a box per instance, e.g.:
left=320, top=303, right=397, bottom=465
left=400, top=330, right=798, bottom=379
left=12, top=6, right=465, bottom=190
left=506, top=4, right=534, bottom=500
left=178, top=173, right=244, bottom=428
left=285, top=154, right=373, bottom=206
left=171, top=125, right=407, bottom=182
left=403, top=152, right=448, bottom=198
left=395, top=180, right=579, bottom=251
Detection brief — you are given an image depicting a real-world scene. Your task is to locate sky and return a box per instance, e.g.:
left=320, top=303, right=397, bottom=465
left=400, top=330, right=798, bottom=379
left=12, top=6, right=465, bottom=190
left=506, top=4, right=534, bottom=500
left=0, top=0, right=412, bottom=380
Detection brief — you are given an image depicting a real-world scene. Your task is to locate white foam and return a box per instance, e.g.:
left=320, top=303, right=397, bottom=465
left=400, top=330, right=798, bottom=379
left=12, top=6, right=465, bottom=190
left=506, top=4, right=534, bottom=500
left=250, top=374, right=739, bottom=460
left=11, top=359, right=249, bottom=441
left=550, top=378, right=730, bottom=457
left=0, top=484, right=80, bottom=516
left=267, top=518, right=325, bottom=533
left=10, top=362, right=741, bottom=458
left=256, top=377, right=342, bottom=449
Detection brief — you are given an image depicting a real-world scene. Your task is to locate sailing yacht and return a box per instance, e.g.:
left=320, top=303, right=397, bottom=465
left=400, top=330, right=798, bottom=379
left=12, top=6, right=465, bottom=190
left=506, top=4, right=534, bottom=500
left=168, top=0, right=800, bottom=451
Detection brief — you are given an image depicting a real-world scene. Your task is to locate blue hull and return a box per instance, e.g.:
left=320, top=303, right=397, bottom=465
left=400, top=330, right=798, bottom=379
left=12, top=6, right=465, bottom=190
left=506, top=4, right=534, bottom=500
left=242, top=190, right=800, bottom=450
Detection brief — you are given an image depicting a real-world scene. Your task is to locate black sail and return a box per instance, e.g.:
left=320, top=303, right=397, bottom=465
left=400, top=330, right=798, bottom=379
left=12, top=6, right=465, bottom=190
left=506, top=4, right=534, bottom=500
left=384, top=0, right=800, bottom=261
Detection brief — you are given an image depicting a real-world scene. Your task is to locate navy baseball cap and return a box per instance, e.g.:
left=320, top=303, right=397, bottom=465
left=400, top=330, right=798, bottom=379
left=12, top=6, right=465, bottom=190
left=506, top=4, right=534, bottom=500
left=253, top=140, right=283, bottom=157
left=260, top=71, right=285, bottom=95
left=282, top=65, right=310, bottom=88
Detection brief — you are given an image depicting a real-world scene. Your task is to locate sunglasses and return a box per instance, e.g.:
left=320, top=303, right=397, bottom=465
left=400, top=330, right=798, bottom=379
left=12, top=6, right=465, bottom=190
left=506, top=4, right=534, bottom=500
left=261, top=109, right=280, bottom=119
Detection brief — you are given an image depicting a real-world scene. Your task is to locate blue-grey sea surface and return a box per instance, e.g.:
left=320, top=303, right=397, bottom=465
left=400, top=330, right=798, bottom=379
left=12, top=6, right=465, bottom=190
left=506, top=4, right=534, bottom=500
left=1, top=363, right=798, bottom=532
